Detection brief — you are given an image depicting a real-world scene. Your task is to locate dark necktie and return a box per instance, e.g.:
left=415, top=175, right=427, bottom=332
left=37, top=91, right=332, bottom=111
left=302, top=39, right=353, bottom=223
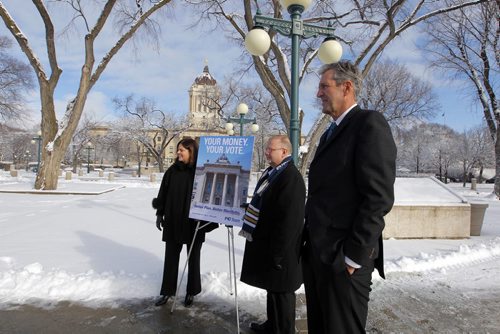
left=325, top=122, right=338, bottom=141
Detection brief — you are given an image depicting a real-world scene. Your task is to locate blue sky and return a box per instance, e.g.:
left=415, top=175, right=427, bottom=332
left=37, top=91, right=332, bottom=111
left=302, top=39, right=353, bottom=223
left=0, top=1, right=487, bottom=133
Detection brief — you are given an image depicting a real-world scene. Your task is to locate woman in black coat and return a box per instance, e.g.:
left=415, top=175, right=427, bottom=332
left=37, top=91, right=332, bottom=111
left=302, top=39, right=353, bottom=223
left=153, top=137, right=204, bottom=308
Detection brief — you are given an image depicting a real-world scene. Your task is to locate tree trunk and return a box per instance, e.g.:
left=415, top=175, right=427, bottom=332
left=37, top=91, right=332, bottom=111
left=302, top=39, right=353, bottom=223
left=34, top=98, right=60, bottom=190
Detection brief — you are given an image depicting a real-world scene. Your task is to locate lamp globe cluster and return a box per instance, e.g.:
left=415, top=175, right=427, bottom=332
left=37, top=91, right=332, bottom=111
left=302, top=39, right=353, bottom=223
left=225, top=103, right=259, bottom=136
left=244, top=0, right=342, bottom=64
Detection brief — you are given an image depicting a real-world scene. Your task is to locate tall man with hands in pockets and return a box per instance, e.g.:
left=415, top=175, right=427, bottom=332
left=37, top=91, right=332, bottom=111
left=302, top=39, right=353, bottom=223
left=303, top=61, right=397, bottom=333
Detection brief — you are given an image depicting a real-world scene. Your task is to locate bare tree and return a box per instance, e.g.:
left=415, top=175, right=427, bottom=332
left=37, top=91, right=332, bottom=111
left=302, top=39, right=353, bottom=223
left=424, top=1, right=499, bottom=196
left=397, top=123, right=435, bottom=174
left=427, top=124, right=460, bottom=183
left=113, top=95, right=187, bottom=174
left=220, top=79, right=285, bottom=169
left=458, top=129, right=479, bottom=186
left=0, top=0, right=172, bottom=190
left=67, top=116, right=100, bottom=173
left=185, top=0, right=487, bottom=175
left=99, top=130, right=132, bottom=168
left=0, top=36, right=34, bottom=122
left=467, top=125, right=495, bottom=182
left=0, top=123, right=31, bottom=165
left=245, top=85, right=286, bottom=170
left=359, top=59, right=439, bottom=127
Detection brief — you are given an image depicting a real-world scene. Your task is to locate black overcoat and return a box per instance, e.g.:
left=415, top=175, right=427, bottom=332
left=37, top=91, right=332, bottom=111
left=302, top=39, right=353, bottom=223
left=155, top=161, right=204, bottom=244
left=305, top=106, right=396, bottom=278
left=240, top=162, right=306, bottom=293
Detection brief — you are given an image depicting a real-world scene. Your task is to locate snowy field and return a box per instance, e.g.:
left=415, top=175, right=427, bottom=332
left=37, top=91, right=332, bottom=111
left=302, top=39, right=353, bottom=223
left=0, top=171, right=499, bottom=329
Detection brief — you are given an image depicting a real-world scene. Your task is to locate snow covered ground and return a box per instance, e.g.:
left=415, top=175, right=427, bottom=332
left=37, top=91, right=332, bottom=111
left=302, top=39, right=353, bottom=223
left=0, top=171, right=499, bottom=331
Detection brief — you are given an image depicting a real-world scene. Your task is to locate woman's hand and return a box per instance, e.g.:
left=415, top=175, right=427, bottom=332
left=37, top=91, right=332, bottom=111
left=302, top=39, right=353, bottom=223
left=156, top=216, right=164, bottom=231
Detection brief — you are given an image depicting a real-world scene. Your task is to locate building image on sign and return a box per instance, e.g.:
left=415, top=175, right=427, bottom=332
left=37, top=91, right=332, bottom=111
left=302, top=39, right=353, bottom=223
left=193, top=153, right=250, bottom=208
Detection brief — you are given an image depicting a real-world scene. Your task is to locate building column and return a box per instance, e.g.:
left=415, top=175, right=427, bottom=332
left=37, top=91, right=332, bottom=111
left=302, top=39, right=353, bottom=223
left=209, top=172, right=217, bottom=204
left=197, top=172, right=206, bottom=202
left=233, top=174, right=240, bottom=208
left=222, top=173, right=229, bottom=206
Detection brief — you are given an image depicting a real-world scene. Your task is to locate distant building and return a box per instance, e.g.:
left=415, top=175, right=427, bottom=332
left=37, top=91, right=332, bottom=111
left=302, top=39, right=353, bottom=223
left=88, top=64, right=226, bottom=169
left=165, top=64, right=226, bottom=166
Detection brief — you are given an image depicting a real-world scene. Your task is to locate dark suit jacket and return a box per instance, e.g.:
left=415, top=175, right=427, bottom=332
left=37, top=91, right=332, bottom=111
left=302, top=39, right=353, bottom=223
left=240, top=162, right=306, bottom=292
left=305, top=106, right=396, bottom=278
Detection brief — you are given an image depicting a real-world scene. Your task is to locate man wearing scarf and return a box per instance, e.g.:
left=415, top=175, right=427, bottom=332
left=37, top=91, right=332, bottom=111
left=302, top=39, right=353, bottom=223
left=239, top=135, right=306, bottom=334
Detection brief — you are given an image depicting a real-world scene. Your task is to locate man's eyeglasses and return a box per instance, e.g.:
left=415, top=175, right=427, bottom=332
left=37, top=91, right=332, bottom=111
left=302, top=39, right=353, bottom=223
left=265, top=147, right=285, bottom=153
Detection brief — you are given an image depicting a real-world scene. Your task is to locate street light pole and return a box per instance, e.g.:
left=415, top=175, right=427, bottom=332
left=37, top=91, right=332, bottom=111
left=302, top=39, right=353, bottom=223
left=244, top=0, right=342, bottom=163
left=24, top=150, right=30, bottom=171
left=31, top=131, right=42, bottom=173
left=85, top=142, right=93, bottom=174
left=225, top=103, right=259, bottom=136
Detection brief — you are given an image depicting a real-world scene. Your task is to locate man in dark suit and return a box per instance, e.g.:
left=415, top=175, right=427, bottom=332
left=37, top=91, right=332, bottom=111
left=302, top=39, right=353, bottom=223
left=303, top=61, right=396, bottom=333
left=240, top=135, right=306, bottom=334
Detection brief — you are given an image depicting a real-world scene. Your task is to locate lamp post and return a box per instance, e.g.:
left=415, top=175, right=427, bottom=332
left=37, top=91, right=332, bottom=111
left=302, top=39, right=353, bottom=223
left=225, top=103, right=260, bottom=136
left=85, top=142, right=94, bottom=174
left=24, top=150, right=30, bottom=171
left=31, top=130, right=42, bottom=173
left=144, top=150, right=151, bottom=169
left=244, top=0, right=342, bottom=162
left=223, top=102, right=260, bottom=333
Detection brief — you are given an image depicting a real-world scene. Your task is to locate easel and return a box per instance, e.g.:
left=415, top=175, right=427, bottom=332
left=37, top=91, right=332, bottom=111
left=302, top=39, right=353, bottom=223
left=170, top=221, right=240, bottom=334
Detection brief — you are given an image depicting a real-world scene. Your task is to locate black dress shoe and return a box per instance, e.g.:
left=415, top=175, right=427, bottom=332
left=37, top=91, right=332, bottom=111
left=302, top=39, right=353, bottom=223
left=184, top=294, right=194, bottom=307
left=154, top=295, right=170, bottom=306
left=250, top=321, right=269, bottom=333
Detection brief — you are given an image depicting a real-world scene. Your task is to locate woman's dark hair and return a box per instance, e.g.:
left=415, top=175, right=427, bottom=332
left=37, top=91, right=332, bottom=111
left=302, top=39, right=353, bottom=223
left=176, top=137, right=198, bottom=165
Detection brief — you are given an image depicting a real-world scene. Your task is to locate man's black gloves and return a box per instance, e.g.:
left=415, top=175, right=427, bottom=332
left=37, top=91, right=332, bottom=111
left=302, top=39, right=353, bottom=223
left=156, top=215, right=164, bottom=231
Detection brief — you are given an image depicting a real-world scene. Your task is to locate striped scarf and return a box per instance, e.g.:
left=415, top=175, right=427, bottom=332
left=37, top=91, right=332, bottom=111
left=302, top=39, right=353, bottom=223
left=238, top=156, right=292, bottom=241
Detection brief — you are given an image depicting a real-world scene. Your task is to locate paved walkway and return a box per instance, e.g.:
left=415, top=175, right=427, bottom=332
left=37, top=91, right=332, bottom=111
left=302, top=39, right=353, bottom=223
left=1, top=278, right=499, bottom=334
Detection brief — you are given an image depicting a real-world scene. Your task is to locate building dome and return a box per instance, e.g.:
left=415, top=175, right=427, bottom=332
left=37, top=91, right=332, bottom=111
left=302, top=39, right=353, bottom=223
left=194, top=65, right=217, bottom=86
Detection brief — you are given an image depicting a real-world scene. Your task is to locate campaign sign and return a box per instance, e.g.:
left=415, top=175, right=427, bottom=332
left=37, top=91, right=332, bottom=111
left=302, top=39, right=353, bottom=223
left=189, top=136, right=255, bottom=227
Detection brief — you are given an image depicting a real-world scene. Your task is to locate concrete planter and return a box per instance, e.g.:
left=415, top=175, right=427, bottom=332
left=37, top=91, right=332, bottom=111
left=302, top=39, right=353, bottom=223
left=470, top=202, right=489, bottom=236
left=384, top=204, right=471, bottom=239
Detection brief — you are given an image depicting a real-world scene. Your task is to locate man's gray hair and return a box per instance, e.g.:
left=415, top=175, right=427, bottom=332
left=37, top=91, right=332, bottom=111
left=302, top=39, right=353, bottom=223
left=319, top=61, right=363, bottom=97
left=270, top=135, right=292, bottom=153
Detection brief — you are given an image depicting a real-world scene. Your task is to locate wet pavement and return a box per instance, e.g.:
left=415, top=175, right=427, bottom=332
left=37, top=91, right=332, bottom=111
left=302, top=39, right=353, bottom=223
left=1, top=283, right=499, bottom=334
left=2, top=255, right=499, bottom=334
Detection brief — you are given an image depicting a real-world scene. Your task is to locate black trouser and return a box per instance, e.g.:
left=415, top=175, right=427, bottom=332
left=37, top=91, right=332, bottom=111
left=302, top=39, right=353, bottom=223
left=302, top=242, right=373, bottom=334
left=266, top=291, right=296, bottom=334
left=160, top=239, right=203, bottom=296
